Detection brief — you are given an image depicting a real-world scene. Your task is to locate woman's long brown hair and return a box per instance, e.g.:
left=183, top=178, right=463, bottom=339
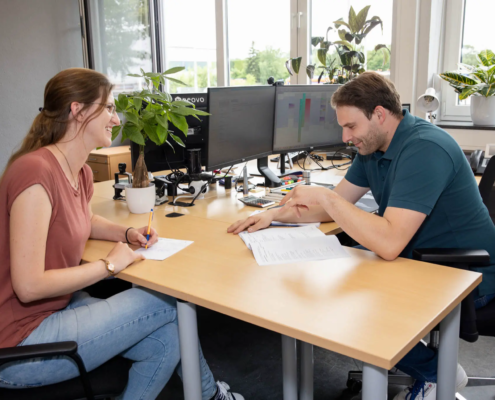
left=2, top=68, right=114, bottom=179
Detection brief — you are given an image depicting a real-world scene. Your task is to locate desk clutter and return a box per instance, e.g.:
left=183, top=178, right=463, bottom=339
left=238, top=225, right=349, bottom=266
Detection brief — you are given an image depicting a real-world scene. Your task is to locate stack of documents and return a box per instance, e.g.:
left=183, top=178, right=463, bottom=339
left=239, top=225, right=349, bottom=266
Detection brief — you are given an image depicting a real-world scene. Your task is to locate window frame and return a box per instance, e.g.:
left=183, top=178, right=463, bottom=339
left=440, top=0, right=471, bottom=121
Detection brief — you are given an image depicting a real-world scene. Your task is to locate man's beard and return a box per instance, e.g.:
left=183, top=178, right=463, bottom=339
left=357, top=126, right=386, bottom=155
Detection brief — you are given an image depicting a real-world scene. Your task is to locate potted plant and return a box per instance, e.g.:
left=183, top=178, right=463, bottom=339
left=440, top=49, right=495, bottom=126
left=112, top=68, right=209, bottom=212
left=308, top=5, right=389, bottom=84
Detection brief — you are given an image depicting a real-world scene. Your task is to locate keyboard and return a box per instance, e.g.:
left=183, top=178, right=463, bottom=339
left=238, top=196, right=275, bottom=208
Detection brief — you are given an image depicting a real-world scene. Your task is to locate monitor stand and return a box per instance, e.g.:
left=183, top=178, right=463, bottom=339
left=249, top=153, right=296, bottom=179
left=257, top=157, right=282, bottom=188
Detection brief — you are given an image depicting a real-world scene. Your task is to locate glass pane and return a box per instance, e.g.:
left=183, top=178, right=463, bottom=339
left=89, top=0, right=153, bottom=95
left=160, top=0, right=217, bottom=93
left=461, top=0, right=494, bottom=66
left=227, top=0, right=290, bottom=86
left=310, top=0, right=393, bottom=83
left=458, top=0, right=495, bottom=105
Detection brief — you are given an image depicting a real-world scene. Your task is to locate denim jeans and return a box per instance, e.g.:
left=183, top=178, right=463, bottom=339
left=353, top=244, right=495, bottom=382
left=0, top=288, right=217, bottom=400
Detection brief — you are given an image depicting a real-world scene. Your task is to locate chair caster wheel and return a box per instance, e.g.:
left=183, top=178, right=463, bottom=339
left=346, top=377, right=362, bottom=393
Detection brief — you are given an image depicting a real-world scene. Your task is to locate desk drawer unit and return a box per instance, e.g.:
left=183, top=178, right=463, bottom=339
left=86, top=146, right=132, bottom=182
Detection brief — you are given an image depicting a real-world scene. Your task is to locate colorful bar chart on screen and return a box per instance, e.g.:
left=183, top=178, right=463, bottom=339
left=274, top=85, right=343, bottom=153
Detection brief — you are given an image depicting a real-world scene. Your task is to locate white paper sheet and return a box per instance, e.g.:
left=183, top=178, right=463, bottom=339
left=238, top=225, right=324, bottom=250
left=251, top=235, right=349, bottom=266
left=135, top=237, right=193, bottom=261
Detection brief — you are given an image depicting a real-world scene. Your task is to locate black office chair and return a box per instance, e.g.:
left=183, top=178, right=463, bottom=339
left=346, top=156, right=495, bottom=397
left=0, top=281, right=134, bottom=400
left=0, top=341, right=131, bottom=400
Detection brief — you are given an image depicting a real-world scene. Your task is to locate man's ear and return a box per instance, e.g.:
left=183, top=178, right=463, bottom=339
left=374, top=106, right=387, bottom=125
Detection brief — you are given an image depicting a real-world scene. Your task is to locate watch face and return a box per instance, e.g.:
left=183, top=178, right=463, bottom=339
left=108, top=263, right=115, bottom=273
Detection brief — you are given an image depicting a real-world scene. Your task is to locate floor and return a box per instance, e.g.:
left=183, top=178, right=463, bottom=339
left=157, top=306, right=495, bottom=400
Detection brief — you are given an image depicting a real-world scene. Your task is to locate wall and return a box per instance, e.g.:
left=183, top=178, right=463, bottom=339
left=0, top=0, right=84, bottom=171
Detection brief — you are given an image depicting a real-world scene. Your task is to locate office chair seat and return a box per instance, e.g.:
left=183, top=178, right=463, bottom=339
left=475, top=300, right=495, bottom=336
left=0, top=355, right=132, bottom=400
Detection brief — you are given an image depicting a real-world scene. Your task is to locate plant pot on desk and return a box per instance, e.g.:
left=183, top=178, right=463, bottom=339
left=471, top=96, right=495, bottom=126
left=125, top=183, right=155, bottom=214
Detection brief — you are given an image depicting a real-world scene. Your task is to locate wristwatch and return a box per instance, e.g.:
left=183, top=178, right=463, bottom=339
left=100, top=258, right=116, bottom=276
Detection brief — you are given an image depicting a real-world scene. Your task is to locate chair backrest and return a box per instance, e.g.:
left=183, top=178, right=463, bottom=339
left=478, top=156, right=495, bottom=222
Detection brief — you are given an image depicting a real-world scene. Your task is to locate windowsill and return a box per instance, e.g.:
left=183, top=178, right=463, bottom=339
left=437, top=121, right=495, bottom=131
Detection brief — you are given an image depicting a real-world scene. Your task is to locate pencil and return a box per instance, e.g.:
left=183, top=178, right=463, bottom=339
left=145, top=208, right=153, bottom=249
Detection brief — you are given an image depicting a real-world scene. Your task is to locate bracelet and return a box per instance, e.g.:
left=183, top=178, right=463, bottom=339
left=125, top=227, right=134, bottom=244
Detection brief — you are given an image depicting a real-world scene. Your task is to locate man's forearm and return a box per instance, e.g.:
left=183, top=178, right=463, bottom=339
left=320, top=192, right=399, bottom=260
left=273, top=203, right=334, bottom=223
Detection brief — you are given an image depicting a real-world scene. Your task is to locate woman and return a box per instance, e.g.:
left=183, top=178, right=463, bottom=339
left=0, top=68, right=243, bottom=400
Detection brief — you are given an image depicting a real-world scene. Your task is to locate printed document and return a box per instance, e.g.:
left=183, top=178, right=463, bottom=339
left=238, top=225, right=349, bottom=265
left=251, top=235, right=349, bottom=266
left=135, top=237, right=193, bottom=261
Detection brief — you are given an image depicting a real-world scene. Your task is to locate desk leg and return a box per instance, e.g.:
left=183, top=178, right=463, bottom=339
left=362, top=363, right=387, bottom=400
left=177, top=300, right=202, bottom=400
left=299, top=340, right=314, bottom=400
left=281, top=335, right=297, bottom=400
left=437, top=304, right=461, bottom=400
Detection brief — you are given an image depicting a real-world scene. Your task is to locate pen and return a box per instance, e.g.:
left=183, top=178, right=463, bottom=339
left=145, top=208, right=153, bottom=249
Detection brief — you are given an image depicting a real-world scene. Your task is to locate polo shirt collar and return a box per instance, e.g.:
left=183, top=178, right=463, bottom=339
left=380, top=110, right=415, bottom=160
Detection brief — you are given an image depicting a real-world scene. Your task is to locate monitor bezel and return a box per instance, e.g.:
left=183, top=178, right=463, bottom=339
left=205, top=86, right=275, bottom=172
left=272, top=84, right=344, bottom=153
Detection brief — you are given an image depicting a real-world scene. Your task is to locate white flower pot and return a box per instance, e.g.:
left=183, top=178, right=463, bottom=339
left=470, top=96, right=495, bottom=126
left=125, top=183, right=155, bottom=214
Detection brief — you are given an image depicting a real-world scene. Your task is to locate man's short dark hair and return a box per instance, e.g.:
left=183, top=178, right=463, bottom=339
left=331, top=72, right=402, bottom=119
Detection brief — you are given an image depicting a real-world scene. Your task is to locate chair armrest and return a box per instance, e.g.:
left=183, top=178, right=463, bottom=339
left=413, top=249, right=490, bottom=266
left=0, top=341, right=78, bottom=364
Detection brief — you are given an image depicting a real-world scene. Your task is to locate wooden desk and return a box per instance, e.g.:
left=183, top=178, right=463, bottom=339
left=85, top=178, right=481, bottom=400
left=86, top=146, right=132, bottom=182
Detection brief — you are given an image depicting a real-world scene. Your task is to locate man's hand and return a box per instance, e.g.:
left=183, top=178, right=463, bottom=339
left=227, top=211, right=275, bottom=234
left=127, top=227, right=159, bottom=248
left=279, top=186, right=331, bottom=217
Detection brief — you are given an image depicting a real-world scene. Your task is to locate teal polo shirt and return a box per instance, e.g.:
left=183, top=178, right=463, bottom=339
left=345, top=110, right=495, bottom=296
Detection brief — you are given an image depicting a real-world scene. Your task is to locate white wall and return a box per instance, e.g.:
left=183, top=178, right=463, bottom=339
left=0, top=0, right=84, bottom=171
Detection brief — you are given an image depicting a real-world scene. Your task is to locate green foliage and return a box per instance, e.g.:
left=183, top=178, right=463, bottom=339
left=308, top=5, right=389, bottom=83
left=440, top=49, right=495, bottom=100
left=113, top=69, right=210, bottom=150
left=230, top=44, right=289, bottom=85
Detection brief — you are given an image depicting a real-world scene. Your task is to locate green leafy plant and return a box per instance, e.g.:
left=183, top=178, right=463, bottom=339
left=309, top=5, right=389, bottom=83
left=285, top=56, right=302, bottom=76
left=113, top=67, right=209, bottom=187
left=439, top=49, right=495, bottom=100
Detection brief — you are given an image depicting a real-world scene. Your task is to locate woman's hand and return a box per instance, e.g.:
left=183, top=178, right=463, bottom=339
left=106, top=242, right=146, bottom=274
left=127, top=227, right=158, bottom=248
left=279, top=186, right=331, bottom=217
left=227, top=210, right=276, bottom=234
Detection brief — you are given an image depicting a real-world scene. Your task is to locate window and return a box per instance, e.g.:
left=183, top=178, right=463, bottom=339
left=441, top=0, right=495, bottom=121
left=88, top=0, right=153, bottom=95
left=226, top=0, right=290, bottom=86
left=159, top=0, right=217, bottom=93
left=310, top=0, right=392, bottom=83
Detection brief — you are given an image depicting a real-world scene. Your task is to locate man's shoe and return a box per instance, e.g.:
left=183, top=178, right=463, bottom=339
left=393, top=364, right=468, bottom=400
left=212, top=381, right=245, bottom=400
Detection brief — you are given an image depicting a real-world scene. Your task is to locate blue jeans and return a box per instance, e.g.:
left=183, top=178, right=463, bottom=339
left=353, top=244, right=495, bottom=382
left=0, top=288, right=217, bottom=400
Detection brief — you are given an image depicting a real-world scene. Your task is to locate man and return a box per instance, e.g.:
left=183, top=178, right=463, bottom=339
left=228, top=72, right=495, bottom=400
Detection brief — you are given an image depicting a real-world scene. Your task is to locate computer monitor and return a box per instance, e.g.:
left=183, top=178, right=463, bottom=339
left=205, top=86, right=275, bottom=171
left=273, top=85, right=344, bottom=153
left=131, top=93, right=208, bottom=172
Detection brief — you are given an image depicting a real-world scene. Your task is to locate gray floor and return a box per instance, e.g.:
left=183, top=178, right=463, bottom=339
left=158, top=307, right=495, bottom=400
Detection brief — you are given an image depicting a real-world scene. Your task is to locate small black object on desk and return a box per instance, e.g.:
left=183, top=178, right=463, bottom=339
left=113, top=163, right=132, bottom=200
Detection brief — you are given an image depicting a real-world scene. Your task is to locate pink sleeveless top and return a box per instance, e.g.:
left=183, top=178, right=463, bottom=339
left=0, top=148, right=93, bottom=348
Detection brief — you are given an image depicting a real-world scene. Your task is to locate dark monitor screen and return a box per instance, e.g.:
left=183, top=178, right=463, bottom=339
left=273, top=85, right=344, bottom=153
left=206, top=86, right=275, bottom=171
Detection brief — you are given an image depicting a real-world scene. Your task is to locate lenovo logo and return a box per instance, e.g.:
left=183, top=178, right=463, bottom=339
left=175, top=96, right=205, bottom=104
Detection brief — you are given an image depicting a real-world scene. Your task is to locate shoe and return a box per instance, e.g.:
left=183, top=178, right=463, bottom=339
left=212, top=381, right=245, bottom=400
left=393, top=364, right=468, bottom=400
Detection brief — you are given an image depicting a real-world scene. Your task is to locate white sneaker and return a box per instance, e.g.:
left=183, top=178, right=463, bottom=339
left=213, top=381, right=245, bottom=400
left=393, top=364, right=468, bottom=400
